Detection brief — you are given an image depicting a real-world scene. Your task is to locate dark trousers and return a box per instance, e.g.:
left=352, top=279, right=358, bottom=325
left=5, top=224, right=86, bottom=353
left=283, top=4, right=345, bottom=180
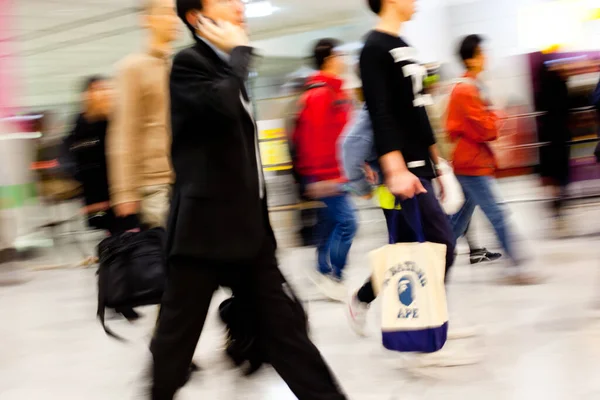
left=150, top=238, right=347, bottom=400
left=357, top=179, right=456, bottom=304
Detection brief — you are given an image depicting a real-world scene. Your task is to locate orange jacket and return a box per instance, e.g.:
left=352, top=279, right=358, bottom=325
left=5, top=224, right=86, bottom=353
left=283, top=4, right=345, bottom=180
left=446, top=78, right=499, bottom=176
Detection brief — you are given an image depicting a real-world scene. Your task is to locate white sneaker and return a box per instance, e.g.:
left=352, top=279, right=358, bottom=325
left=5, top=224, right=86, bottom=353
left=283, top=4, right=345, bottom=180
left=322, top=275, right=347, bottom=302
left=346, top=293, right=370, bottom=337
left=306, top=268, right=346, bottom=302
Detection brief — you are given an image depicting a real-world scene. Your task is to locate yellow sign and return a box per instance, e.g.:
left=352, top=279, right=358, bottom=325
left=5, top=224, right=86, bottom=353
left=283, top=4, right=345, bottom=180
left=260, top=128, right=285, bottom=140
left=259, top=139, right=292, bottom=171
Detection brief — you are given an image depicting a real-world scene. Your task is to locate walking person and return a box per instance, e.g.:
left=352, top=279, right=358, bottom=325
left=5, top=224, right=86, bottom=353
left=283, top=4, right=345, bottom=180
left=345, top=0, right=457, bottom=344
left=65, top=77, right=116, bottom=233
left=107, top=0, right=180, bottom=231
left=292, top=38, right=356, bottom=302
left=426, top=74, right=501, bottom=264
left=447, top=34, right=539, bottom=285
left=537, top=63, right=571, bottom=235
left=149, top=1, right=348, bottom=399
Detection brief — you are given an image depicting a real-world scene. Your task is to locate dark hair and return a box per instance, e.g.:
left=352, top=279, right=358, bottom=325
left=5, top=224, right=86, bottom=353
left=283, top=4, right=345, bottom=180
left=176, top=0, right=203, bottom=37
left=367, top=0, right=382, bottom=14
left=313, top=38, right=341, bottom=70
left=82, top=75, right=106, bottom=93
left=459, top=34, right=484, bottom=67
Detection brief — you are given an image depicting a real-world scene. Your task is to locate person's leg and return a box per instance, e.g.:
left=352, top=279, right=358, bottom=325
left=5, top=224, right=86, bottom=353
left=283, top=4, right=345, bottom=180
left=236, top=239, right=347, bottom=400
left=458, top=208, right=503, bottom=265
left=458, top=176, right=518, bottom=263
left=450, top=186, right=477, bottom=242
left=464, top=221, right=479, bottom=252
left=322, top=194, right=357, bottom=280
left=316, top=204, right=335, bottom=275
left=150, top=257, right=218, bottom=399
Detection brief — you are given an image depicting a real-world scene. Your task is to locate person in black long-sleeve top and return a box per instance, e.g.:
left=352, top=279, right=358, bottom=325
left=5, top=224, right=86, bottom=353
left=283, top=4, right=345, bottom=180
left=149, top=1, right=347, bottom=399
left=65, top=76, right=117, bottom=232
left=346, top=0, right=456, bottom=339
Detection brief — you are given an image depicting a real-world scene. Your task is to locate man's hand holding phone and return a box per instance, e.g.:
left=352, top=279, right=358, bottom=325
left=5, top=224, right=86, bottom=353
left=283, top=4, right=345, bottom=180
left=197, top=15, right=249, bottom=54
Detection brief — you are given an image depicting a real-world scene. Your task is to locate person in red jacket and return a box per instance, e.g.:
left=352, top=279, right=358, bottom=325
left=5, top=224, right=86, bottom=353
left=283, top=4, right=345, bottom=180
left=447, top=35, right=539, bottom=285
left=293, top=38, right=355, bottom=301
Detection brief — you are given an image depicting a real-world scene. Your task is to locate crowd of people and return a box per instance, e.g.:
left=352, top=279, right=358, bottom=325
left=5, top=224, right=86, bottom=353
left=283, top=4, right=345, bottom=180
left=2, top=0, right=600, bottom=398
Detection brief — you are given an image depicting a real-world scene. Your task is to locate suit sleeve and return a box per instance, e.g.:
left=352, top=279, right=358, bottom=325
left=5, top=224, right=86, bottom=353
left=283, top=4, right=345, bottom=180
left=170, top=46, right=254, bottom=119
left=107, top=59, right=142, bottom=206
left=360, top=44, right=404, bottom=157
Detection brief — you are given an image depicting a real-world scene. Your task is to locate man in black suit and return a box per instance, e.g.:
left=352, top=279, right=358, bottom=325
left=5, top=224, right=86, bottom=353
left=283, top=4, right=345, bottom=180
left=149, top=1, right=348, bottom=399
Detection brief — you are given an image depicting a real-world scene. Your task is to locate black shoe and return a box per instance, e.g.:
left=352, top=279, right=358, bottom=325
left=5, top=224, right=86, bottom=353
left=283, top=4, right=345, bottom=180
left=470, top=248, right=502, bottom=264
left=115, top=307, right=141, bottom=321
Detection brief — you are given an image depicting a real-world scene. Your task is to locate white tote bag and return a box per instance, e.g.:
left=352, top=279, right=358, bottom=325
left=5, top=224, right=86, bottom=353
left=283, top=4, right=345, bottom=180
left=370, top=198, right=449, bottom=353
left=433, top=158, right=465, bottom=216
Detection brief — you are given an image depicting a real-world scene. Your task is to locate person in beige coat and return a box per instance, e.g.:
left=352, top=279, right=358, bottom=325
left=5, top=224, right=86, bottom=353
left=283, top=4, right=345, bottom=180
left=107, top=0, right=180, bottom=229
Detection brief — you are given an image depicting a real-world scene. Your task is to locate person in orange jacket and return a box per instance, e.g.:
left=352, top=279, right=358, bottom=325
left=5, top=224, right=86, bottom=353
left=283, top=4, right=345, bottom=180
left=447, top=35, right=539, bottom=285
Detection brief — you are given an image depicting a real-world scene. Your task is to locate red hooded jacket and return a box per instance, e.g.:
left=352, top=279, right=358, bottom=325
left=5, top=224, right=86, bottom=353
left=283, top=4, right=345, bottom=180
left=446, top=75, right=499, bottom=176
left=292, top=72, right=351, bottom=183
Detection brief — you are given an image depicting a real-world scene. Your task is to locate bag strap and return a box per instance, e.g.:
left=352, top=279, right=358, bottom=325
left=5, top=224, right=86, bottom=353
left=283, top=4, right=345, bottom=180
left=97, top=269, right=127, bottom=342
left=392, top=196, right=426, bottom=243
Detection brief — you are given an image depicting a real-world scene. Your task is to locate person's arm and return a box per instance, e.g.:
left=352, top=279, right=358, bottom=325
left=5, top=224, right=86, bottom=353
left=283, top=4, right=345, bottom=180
left=107, top=60, right=142, bottom=216
left=360, top=45, right=404, bottom=163
left=170, top=46, right=253, bottom=120
left=455, top=85, right=499, bottom=142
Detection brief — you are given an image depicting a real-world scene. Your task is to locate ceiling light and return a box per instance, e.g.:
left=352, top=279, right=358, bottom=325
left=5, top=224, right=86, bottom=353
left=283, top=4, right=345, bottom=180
left=245, top=1, right=279, bottom=18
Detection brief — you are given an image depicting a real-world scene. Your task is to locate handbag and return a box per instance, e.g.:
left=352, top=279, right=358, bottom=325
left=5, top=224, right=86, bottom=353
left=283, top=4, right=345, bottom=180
left=219, top=296, right=267, bottom=376
left=370, top=197, right=449, bottom=353
left=96, top=227, right=167, bottom=340
left=433, top=158, right=465, bottom=215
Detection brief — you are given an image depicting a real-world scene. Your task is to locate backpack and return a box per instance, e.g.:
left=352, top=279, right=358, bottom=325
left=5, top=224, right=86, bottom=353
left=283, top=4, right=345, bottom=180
left=219, top=296, right=268, bottom=376
left=96, top=227, right=167, bottom=340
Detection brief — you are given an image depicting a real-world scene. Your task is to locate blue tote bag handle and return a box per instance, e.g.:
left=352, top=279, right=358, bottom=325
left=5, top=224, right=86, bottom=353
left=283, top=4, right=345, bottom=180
left=392, top=196, right=426, bottom=243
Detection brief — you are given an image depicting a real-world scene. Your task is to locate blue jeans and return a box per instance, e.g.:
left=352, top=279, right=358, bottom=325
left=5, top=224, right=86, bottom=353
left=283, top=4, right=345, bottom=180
left=451, top=176, right=517, bottom=263
left=316, top=194, right=357, bottom=279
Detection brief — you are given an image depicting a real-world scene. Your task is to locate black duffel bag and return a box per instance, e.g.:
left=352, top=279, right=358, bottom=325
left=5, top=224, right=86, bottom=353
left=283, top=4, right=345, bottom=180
left=97, top=227, right=167, bottom=340
left=219, top=296, right=268, bottom=375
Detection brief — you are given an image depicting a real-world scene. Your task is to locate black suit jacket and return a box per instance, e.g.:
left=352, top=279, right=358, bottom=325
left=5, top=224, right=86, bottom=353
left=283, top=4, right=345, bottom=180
left=167, top=40, right=274, bottom=261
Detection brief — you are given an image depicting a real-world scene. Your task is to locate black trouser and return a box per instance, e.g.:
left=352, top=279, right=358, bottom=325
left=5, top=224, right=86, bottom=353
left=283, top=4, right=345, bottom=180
left=150, top=238, right=346, bottom=400
left=357, top=179, right=456, bottom=304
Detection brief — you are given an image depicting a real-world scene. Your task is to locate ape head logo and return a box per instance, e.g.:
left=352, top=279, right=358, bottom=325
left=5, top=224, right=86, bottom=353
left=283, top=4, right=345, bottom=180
left=398, top=275, right=415, bottom=307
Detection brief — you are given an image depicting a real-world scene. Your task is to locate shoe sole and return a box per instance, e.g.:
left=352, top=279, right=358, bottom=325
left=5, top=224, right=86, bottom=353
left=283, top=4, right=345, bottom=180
left=305, top=269, right=345, bottom=302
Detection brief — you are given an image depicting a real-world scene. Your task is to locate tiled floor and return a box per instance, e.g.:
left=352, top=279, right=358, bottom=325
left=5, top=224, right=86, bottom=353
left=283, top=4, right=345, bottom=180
left=2, top=180, right=600, bottom=399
